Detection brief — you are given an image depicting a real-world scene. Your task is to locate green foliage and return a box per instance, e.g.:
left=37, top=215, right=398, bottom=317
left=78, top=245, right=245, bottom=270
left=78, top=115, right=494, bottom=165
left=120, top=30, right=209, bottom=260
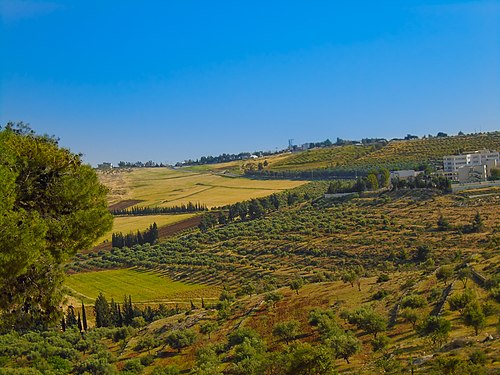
left=462, top=301, right=486, bottom=335
left=371, top=289, right=390, bottom=301
left=371, top=334, right=390, bottom=352
left=401, top=294, right=426, bottom=309
left=448, top=289, right=476, bottom=314
left=437, top=214, right=451, bottom=231
left=0, top=124, right=112, bottom=330
left=165, top=329, right=197, bottom=353
left=122, top=358, right=144, bottom=374
left=418, top=315, right=451, bottom=347
left=376, top=273, right=390, bottom=283
left=273, top=342, right=336, bottom=375
left=272, top=320, right=302, bottom=344
left=401, top=308, right=419, bottom=329
left=264, top=291, right=283, bottom=308
left=227, top=328, right=259, bottom=348
left=151, top=365, right=181, bottom=375
left=414, top=245, right=432, bottom=262
left=192, top=346, right=221, bottom=375
left=325, top=330, right=361, bottom=364
left=346, top=306, right=387, bottom=338
left=436, top=265, right=453, bottom=285
left=200, top=321, right=218, bottom=339
left=308, top=308, right=337, bottom=336
left=457, top=267, right=472, bottom=288
left=289, top=277, right=305, bottom=295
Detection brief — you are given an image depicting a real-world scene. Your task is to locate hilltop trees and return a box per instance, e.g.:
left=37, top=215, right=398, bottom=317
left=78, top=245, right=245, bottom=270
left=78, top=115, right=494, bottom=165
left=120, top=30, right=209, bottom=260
left=0, top=123, right=112, bottom=330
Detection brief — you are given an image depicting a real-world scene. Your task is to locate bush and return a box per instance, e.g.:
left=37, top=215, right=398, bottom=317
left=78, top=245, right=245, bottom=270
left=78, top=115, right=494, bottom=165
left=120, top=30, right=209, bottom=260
left=401, top=294, right=426, bottom=309
left=376, top=274, right=390, bottom=283
left=123, top=359, right=144, bottom=374
left=469, top=350, right=487, bottom=365
left=372, top=289, right=390, bottom=300
left=371, top=335, right=389, bottom=352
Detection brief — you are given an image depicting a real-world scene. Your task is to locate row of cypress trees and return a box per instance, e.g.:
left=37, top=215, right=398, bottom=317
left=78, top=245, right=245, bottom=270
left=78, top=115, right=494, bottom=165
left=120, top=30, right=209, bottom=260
left=112, top=202, right=208, bottom=216
left=111, top=223, right=159, bottom=248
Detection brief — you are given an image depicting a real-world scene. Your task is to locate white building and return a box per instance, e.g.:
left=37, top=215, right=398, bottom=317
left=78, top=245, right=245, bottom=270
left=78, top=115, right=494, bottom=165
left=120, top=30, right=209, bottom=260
left=97, top=162, right=113, bottom=170
left=457, top=165, right=487, bottom=183
left=443, top=149, right=499, bottom=182
left=390, top=170, right=419, bottom=180
left=443, top=149, right=499, bottom=172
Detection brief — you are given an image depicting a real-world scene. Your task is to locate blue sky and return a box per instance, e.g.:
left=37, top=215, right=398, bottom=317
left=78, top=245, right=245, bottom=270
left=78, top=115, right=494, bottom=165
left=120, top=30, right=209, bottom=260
left=1, top=1, right=499, bottom=165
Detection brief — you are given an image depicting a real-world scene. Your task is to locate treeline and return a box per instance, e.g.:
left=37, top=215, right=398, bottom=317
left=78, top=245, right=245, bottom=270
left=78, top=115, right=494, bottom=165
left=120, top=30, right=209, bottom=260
left=177, top=150, right=278, bottom=166
left=244, top=169, right=363, bottom=180
left=111, top=223, right=158, bottom=248
left=117, top=161, right=169, bottom=168
left=112, top=202, right=208, bottom=216
left=325, top=172, right=451, bottom=194
left=391, top=175, right=452, bottom=192
left=94, top=294, right=182, bottom=328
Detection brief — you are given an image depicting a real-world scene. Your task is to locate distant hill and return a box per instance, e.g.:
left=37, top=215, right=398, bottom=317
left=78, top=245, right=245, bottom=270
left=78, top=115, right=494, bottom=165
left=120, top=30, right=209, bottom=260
left=262, top=132, right=500, bottom=174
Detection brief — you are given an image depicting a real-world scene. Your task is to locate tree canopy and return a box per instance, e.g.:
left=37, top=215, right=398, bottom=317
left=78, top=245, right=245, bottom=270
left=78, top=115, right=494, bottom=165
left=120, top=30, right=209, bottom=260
left=0, top=123, right=113, bottom=330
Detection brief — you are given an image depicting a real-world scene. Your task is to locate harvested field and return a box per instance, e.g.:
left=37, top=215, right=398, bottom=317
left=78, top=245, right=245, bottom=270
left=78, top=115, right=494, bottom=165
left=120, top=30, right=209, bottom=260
left=108, top=199, right=143, bottom=211
left=158, top=215, right=202, bottom=238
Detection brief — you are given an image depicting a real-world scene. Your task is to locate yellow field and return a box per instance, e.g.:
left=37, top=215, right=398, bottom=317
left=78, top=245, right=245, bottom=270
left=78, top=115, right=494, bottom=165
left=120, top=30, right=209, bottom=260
left=96, top=214, right=196, bottom=244
left=99, top=167, right=305, bottom=208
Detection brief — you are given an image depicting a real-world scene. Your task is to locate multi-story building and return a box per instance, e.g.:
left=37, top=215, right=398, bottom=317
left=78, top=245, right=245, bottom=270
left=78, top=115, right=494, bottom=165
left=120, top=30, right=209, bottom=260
left=442, top=149, right=499, bottom=182
left=443, top=149, right=499, bottom=172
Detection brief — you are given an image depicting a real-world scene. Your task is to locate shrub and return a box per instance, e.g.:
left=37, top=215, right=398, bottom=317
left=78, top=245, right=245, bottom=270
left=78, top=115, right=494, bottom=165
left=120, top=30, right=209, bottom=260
left=372, top=289, right=390, bottom=300
left=401, top=294, right=426, bottom=309
left=376, top=274, right=390, bottom=283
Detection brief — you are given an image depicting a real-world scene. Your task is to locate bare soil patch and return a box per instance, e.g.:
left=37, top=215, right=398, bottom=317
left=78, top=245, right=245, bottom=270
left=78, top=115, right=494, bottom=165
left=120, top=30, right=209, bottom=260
left=108, top=199, right=143, bottom=211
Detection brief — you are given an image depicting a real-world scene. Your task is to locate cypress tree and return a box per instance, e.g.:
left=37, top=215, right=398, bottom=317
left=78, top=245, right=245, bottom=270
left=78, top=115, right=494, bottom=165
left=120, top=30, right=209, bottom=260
left=81, top=301, right=88, bottom=331
left=117, top=304, right=123, bottom=327
left=94, top=293, right=110, bottom=328
left=66, top=305, right=78, bottom=327
left=61, top=316, right=66, bottom=332
left=77, top=312, right=83, bottom=332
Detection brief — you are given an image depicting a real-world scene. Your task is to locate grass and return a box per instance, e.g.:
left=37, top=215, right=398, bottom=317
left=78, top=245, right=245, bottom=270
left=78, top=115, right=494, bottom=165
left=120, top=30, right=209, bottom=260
left=65, top=268, right=218, bottom=304
left=99, top=167, right=305, bottom=208
left=96, top=214, right=196, bottom=244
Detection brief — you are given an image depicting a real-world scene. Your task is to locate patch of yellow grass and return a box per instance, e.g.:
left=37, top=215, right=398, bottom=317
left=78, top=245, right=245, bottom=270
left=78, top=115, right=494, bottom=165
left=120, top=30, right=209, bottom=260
left=100, top=168, right=305, bottom=208
left=96, top=214, right=196, bottom=243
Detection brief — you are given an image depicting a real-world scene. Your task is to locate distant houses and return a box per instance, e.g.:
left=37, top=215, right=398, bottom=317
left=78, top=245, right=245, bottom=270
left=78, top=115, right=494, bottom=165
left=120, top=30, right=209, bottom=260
left=97, top=162, right=113, bottom=170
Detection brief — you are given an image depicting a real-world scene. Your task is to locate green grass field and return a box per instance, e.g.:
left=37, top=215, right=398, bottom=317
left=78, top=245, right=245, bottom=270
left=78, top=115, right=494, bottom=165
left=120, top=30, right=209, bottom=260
left=99, top=167, right=306, bottom=207
left=65, top=268, right=218, bottom=304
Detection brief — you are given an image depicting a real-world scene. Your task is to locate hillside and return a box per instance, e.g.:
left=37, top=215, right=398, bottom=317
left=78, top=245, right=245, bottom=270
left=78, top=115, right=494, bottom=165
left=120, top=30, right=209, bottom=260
left=54, top=183, right=500, bottom=374
left=240, top=132, right=500, bottom=175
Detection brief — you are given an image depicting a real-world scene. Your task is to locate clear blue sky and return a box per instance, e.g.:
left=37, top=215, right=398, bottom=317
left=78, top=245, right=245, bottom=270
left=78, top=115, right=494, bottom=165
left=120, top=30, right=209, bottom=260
left=1, top=1, right=499, bottom=165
